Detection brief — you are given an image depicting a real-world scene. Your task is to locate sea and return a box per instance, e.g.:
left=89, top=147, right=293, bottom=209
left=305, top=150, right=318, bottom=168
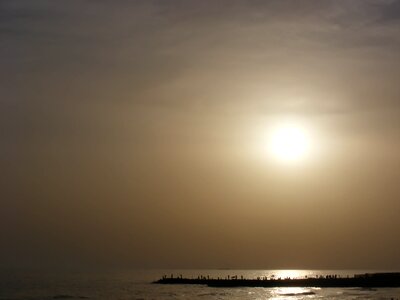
left=1, top=269, right=399, bottom=300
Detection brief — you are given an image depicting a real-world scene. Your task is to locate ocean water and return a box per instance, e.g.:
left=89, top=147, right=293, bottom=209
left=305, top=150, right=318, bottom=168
left=0, top=269, right=399, bottom=299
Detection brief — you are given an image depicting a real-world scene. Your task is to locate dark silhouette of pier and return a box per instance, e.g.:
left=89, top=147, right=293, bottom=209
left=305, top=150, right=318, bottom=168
left=153, top=272, right=400, bottom=288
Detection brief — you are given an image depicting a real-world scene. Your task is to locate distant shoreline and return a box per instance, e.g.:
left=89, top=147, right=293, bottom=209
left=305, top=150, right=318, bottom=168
left=154, top=272, right=400, bottom=288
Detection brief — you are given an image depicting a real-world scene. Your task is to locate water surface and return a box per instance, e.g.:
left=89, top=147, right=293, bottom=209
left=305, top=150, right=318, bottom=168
left=1, top=269, right=399, bottom=299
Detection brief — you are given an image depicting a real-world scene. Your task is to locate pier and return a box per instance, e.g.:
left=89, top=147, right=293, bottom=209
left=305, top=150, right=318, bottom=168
left=153, top=272, right=400, bottom=288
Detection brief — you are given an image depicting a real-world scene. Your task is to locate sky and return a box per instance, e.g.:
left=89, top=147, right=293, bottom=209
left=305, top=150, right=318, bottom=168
left=1, top=0, right=400, bottom=270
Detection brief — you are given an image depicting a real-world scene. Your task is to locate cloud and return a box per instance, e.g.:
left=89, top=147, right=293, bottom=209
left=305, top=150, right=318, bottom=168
left=1, top=0, right=400, bottom=145
left=1, top=0, right=399, bottom=149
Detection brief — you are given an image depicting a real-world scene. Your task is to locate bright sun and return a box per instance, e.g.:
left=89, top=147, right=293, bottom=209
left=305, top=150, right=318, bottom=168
left=269, top=124, right=310, bottom=163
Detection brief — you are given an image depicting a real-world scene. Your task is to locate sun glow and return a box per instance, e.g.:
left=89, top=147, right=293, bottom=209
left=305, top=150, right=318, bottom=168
left=269, top=124, right=310, bottom=163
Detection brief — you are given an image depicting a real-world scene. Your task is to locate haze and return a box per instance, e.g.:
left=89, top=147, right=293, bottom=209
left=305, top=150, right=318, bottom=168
left=1, top=0, right=400, bottom=270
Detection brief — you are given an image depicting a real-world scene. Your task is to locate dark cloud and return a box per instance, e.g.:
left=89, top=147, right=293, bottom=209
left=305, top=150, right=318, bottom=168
left=372, top=0, right=400, bottom=23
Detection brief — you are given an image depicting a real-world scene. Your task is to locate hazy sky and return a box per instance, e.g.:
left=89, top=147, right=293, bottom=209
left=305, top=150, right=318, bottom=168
left=1, top=0, right=400, bottom=270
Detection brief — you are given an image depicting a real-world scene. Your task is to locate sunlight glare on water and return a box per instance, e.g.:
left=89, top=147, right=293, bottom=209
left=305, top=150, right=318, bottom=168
left=267, top=269, right=310, bottom=279
left=271, top=287, right=316, bottom=299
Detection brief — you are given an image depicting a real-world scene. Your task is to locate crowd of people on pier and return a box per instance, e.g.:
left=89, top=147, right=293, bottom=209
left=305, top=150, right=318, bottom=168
left=161, top=273, right=345, bottom=281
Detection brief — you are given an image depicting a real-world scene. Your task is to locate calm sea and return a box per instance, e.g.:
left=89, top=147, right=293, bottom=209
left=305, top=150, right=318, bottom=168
left=0, top=269, right=399, bottom=299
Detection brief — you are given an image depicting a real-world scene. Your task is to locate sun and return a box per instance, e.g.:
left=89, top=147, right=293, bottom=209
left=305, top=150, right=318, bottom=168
left=269, top=124, right=310, bottom=163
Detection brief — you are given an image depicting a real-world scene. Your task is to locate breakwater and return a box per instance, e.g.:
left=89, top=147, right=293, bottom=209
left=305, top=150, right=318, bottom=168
left=153, top=272, right=400, bottom=288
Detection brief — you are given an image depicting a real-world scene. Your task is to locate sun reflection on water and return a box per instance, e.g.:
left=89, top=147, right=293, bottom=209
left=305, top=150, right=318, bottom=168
left=269, top=269, right=310, bottom=279
left=271, top=287, right=316, bottom=299
left=264, top=270, right=317, bottom=299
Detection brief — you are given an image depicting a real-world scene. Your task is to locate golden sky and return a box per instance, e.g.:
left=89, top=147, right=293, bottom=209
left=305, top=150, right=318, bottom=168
left=1, top=0, right=400, bottom=269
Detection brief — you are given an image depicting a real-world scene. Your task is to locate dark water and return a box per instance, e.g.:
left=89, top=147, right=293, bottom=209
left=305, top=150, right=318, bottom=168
left=1, top=269, right=399, bottom=299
